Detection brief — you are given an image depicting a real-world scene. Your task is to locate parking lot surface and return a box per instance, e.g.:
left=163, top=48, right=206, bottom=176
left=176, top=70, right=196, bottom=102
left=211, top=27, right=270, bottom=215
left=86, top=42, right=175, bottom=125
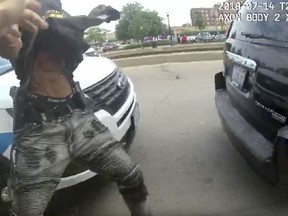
left=48, top=61, right=288, bottom=216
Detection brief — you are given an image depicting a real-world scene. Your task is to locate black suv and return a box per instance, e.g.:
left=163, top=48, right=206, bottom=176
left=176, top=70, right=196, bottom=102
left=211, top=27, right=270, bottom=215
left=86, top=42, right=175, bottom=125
left=215, top=0, right=288, bottom=185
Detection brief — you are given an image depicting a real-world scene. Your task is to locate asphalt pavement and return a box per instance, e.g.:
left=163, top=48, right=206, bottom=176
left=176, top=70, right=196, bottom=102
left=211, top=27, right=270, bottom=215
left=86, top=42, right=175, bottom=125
left=47, top=61, right=288, bottom=216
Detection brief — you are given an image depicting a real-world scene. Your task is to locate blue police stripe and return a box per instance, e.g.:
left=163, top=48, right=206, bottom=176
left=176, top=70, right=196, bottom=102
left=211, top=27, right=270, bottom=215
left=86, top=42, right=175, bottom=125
left=0, top=133, right=14, bottom=154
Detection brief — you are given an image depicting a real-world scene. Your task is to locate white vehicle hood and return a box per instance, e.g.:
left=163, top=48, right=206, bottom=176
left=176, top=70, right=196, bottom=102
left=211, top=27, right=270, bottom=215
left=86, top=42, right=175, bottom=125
left=73, top=56, right=117, bottom=88
left=0, top=56, right=118, bottom=109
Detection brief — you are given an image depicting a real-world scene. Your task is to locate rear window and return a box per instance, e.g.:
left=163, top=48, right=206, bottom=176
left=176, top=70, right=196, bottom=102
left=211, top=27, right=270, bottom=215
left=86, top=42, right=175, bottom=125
left=229, top=0, right=288, bottom=42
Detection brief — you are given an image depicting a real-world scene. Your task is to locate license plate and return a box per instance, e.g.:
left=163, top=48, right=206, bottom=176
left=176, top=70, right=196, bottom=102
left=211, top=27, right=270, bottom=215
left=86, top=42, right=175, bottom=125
left=231, top=65, right=247, bottom=89
left=132, top=103, right=140, bottom=128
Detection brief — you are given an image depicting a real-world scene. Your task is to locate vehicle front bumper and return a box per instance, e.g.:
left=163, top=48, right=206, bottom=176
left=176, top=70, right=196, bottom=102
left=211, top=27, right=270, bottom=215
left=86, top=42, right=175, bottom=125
left=93, top=78, right=139, bottom=142
left=214, top=72, right=277, bottom=184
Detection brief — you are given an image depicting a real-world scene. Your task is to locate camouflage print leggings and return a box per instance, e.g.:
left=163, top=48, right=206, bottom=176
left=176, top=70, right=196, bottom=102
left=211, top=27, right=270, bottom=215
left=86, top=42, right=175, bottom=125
left=11, top=109, right=148, bottom=216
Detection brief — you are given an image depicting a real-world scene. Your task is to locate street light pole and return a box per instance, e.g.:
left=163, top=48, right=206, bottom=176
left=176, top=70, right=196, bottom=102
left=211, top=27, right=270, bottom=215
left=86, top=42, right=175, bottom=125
left=167, top=13, right=173, bottom=45
left=140, top=26, right=144, bottom=49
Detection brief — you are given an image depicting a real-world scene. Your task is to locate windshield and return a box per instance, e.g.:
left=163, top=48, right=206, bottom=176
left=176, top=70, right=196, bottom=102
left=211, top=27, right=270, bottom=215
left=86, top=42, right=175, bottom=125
left=230, top=0, right=288, bottom=42
left=0, top=57, right=12, bottom=75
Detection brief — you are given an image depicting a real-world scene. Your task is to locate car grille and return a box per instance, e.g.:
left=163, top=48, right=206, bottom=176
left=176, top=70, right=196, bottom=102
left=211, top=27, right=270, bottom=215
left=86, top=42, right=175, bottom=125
left=83, top=69, right=130, bottom=115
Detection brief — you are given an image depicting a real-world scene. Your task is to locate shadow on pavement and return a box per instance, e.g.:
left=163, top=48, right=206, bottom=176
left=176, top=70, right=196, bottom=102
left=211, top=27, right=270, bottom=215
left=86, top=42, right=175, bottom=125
left=45, top=175, right=112, bottom=216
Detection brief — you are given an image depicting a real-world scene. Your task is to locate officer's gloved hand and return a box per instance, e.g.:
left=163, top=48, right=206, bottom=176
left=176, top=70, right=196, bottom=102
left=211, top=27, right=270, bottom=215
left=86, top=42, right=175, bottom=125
left=88, top=5, right=120, bottom=23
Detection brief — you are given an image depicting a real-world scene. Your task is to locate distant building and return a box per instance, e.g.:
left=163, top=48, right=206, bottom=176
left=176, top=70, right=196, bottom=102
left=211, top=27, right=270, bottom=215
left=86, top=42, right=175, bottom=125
left=190, top=0, right=246, bottom=31
left=172, top=26, right=194, bottom=35
left=214, top=0, right=245, bottom=29
left=190, top=7, right=220, bottom=27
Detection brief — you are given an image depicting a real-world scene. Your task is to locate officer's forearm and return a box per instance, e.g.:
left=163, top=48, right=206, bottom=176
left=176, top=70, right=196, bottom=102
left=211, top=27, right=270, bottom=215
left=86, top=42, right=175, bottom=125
left=0, top=1, right=24, bottom=36
left=0, top=9, right=13, bottom=36
left=0, top=31, right=22, bottom=59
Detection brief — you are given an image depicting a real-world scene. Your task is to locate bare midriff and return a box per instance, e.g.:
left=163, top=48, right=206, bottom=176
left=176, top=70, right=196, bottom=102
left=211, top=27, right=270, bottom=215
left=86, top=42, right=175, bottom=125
left=28, top=52, right=73, bottom=98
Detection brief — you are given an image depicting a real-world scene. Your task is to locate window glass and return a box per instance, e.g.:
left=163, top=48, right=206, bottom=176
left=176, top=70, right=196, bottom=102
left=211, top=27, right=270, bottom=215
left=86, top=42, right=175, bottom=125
left=229, top=0, right=288, bottom=42
left=0, top=58, right=12, bottom=75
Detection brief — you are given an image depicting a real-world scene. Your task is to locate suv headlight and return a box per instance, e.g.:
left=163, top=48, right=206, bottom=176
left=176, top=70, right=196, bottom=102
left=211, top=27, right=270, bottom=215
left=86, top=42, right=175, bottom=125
left=117, top=70, right=128, bottom=90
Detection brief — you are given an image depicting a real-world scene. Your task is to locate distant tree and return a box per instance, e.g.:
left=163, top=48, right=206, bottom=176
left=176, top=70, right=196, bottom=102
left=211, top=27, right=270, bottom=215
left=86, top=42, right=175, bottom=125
left=129, top=12, right=150, bottom=41
left=148, top=10, right=168, bottom=36
left=115, top=19, right=131, bottom=41
left=161, top=24, right=169, bottom=35
left=115, top=2, right=144, bottom=41
left=129, top=10, right=168, bottom=41
left=191, top=10, right=206, bottom=30
left=122, top=2, right=144, bottom=21
left=84, top=27, right=107, bottom=44
left=116, top=2, right=168, bottom=41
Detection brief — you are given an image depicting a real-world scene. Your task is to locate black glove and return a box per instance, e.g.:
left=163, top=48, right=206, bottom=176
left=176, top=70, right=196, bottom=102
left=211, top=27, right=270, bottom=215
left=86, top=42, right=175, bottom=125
left=88, top=5, right=120, bottom=23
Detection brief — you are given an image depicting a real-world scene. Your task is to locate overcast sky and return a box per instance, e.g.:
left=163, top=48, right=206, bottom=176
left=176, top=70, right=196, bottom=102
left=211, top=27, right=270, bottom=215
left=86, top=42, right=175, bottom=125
left=61, top=0, right=219, bottom=31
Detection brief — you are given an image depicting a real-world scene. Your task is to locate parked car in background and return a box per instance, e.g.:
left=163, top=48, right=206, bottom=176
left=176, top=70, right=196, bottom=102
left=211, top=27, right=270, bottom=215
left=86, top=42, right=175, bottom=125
left=117, top=41, right=131, bottom=50
left=214, top=34, right=226, bottom=42
left=158, top=35, right=169, bottom=41
left=187, top=35, right=197, bottom=43
left=102, top=42, right=118, bottom=52
left=197, top=32, right=213, bottom=42
left=143, top=36, right=153, bottom=43
left=215, top=0, right=288, bottom=186
left=85, top=47, right=101, bottom=57
left=0, top=48, right=140, bottom=213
